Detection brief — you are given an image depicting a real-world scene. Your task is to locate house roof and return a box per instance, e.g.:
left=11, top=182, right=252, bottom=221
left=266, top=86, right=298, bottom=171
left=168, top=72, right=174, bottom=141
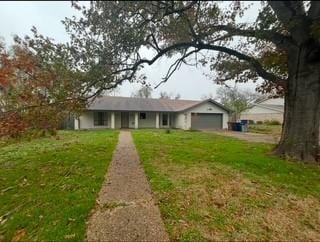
left=252, top=98, right=284, bottom=113
left=242, top=97, right=284, bottom=113
left=87, top=96, right=231, bottom=112
left=255, top=103, right=284, bottom=112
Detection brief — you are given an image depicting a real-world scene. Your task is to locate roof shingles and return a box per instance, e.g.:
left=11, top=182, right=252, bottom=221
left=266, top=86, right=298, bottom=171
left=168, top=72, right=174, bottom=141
left=88, top=96, right=201, bottom=112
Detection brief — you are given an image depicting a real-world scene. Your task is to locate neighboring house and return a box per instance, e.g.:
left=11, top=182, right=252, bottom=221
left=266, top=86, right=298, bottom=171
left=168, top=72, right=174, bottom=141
left=74, top=96, right=231, bottom=130
left=240, top=98, right=284, bottom=123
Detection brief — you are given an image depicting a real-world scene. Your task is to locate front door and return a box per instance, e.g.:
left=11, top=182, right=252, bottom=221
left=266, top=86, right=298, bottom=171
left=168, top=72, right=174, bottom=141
left=121, top=112, right=129, bottom=128
left=162, top=113, right=169, bottom=127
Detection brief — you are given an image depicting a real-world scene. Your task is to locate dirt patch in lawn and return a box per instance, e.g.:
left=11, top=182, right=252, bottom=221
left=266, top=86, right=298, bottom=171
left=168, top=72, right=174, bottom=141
left=206, top=130, right=280, bottom=144
left=153, top=161, right=320, bottom=241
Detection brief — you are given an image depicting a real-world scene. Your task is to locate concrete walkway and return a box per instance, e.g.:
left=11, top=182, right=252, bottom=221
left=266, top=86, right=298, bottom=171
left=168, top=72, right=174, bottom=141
left=86, top=131, right=169, bottom=241
left=206, top=130, right=280, bottom=144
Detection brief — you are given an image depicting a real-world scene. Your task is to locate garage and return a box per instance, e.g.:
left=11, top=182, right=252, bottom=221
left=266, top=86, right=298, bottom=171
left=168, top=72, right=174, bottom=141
left=191, top=113, right=223, bottom=130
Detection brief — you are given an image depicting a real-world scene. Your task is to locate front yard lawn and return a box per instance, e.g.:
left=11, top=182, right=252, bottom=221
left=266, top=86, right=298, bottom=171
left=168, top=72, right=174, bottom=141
left=0, top=130, right=118, bottom=241
left=133, top=129, right=320, bottom=241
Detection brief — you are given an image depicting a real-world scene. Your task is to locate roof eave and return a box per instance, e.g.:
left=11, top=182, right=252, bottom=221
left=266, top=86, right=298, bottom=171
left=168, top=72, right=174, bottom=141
left=254, top=103, right=284, bottom=112
left=87, top=108, right=177, bottom=112
left=177, top=99, right=233, bottom=113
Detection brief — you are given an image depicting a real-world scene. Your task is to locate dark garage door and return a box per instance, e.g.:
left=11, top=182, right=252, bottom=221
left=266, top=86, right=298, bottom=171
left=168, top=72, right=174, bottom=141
left=191, top=113, right=222, bottom=130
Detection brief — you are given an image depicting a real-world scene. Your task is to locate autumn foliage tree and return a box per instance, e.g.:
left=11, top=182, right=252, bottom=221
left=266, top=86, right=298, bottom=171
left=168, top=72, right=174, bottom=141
left=0, top=39, right=85, bottom=138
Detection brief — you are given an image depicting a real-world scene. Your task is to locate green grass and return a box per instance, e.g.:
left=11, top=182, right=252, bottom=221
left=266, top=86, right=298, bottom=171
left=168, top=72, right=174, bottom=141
left=0, top=130, right=118, bottom=242
left=249, top=124, right=282, bottom=135
left=132, top=129, right=320, bottom=241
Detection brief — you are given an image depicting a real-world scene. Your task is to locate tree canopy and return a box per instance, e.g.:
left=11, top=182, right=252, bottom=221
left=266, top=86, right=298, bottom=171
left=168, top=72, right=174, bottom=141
left=12, top=1, right=319, bottom=103
left=60, top=1, right=297, bottom=95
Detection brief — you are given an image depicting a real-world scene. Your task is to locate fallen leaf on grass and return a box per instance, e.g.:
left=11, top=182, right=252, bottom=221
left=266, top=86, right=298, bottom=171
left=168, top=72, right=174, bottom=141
left=11, top=229, right=26, bottom=242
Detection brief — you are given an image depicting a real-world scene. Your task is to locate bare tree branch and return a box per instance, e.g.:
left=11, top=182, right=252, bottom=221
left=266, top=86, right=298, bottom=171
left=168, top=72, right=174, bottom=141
left=197, top=42, right=285, bottom=83
left=209, top=24, right=294, bottom=48
left=109, top=41, right=285, bottom=90
left=83, top=36, right=285, bottom=101
left=127, top=41, right=284, bottom=89
left=155, top=48, right=200, bottom=88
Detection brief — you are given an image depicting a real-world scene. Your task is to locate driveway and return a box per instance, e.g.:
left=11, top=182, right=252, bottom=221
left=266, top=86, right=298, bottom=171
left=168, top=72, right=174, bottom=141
left=205, top=130, right=280, bottom=144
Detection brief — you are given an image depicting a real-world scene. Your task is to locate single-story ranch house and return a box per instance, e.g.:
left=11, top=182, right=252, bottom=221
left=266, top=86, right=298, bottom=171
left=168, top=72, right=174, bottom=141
left=240, top=98, right=284, bottom=123
left=74, top=96, right=232, bottom=130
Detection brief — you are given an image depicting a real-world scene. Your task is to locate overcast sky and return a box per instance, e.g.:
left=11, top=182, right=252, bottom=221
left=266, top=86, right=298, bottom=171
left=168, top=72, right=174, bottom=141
left=0, top=1, right=261, bottom=100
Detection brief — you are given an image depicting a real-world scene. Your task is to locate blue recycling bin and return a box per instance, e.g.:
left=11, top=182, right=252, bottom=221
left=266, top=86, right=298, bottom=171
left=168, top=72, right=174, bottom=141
left=235, top=122, right=242, bottom=131
left=239, top=120, right=248, bottom=132
left=241, top=123, right=248, bottom=132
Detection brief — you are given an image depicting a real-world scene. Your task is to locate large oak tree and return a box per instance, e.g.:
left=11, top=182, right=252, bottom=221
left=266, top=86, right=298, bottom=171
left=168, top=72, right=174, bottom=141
left=61, top=1, right=320, bottom=162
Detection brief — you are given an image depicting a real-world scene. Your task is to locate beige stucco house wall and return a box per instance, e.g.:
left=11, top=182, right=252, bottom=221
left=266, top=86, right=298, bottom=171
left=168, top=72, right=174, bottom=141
left=240, top=98, right=284, bottom=123
left=75, top=111, right=111, bottom=129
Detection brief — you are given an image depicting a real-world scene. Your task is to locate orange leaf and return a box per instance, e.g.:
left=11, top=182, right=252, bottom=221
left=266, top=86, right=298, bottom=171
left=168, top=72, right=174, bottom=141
left=11, top=229, right=26, bottom=242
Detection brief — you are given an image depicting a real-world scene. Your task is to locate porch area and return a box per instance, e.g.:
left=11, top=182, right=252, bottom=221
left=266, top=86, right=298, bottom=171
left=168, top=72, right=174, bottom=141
left=75, top=111, right=174, bottom=129
left=116, top=111, right=173, bottom=129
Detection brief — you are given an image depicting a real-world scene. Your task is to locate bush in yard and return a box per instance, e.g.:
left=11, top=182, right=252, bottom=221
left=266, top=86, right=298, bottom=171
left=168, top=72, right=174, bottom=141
left=264, top=119, right=281, bottom=125
left=256, top=121, right=263, bottom=125
left=0, top=112, right=26, bottom=138
left=263, top=120, right=270, bottom=125
left=270, top=120, right=281, bottom=125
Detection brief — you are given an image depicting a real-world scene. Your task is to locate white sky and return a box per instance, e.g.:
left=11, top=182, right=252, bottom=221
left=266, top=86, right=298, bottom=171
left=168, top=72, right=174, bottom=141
left=0, top=1, right=261, bottom=100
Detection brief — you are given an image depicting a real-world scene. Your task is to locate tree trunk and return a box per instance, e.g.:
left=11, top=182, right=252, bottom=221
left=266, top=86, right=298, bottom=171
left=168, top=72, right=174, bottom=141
left=274, top=45, right=320, bottom=163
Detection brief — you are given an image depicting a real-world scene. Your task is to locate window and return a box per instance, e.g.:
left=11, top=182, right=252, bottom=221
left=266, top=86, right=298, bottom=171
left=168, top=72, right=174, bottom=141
left=140, top=112, right=146, bottom=120
left=94, top=112, right=108, bottom=126
left=162, top=113, right=168, bottom=126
